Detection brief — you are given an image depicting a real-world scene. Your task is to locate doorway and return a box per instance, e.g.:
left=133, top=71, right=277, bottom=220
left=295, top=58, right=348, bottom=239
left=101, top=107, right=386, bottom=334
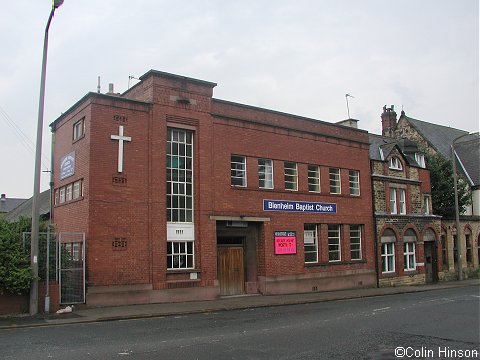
left=424, top=241, right=438, bottom=283
left=217, top=237, right=245, bottom=296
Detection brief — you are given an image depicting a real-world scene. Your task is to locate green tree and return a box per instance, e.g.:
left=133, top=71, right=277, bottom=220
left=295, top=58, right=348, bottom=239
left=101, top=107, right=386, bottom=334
left=426, top=153, right=471, bottom=217
left=0, top=217, right=35, bottom=295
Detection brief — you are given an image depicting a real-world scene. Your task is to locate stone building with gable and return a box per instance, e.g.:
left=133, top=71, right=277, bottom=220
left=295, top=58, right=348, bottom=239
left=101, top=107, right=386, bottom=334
left=381, top=105, right=480, bottom=280
left=369, top=132, right=441, bottom=286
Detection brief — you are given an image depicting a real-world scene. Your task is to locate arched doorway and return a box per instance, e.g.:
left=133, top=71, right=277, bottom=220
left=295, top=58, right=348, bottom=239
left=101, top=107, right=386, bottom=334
left=424, top=229, right=438, bottom=283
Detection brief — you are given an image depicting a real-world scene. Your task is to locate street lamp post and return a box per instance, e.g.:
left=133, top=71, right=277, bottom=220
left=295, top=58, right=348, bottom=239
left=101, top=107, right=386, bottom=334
left=30, top=0, right=64, bottom=316
left=450, top=132, right=472, bottom=282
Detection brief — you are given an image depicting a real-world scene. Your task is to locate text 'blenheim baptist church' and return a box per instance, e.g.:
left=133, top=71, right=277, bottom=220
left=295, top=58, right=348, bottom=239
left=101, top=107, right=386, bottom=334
left=50, top=69, right=395, bottom=306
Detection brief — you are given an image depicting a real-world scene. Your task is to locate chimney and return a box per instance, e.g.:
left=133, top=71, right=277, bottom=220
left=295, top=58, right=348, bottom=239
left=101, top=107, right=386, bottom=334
left=108, top=83, right=114, bottom=94
left=381, top=105, right=397, bottom=138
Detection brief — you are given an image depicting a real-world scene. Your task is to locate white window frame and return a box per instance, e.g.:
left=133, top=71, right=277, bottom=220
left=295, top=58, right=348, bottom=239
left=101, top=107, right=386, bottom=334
left=167, top=241, right=194, bottom=270
left=73, top=180, right=82, bottom=199
left=424, top=195, right=431, bottom=215
left=59, top=187, right=66, bottom=204
left=304, top=224, right=318, bottom=263
left=399, top=189, right=406, bottom=214
left=389, top=157, right=402, bottom=170
left=415, top=153, right=426, bottom=168
left=284, top=161, right=298, bottom=191
left=231, top=155, right=247, bottom=187
left=328, top=225, right=341, bottom=262
left=329, top=168, right=341, bottom=194
left=308, top=165, right=320, bottom=193
left=403, top=242, right=416, bottom=271
left=167, top=129, right=194, bottom=223
left=350, top=225, right=362, bottom=260
left=381, top=243, right=395, bottom=273
left=66, top=183, right=73, bottom=202
left=390, top=188, right=397, bottom=214
left=349, top=170, right=360, bottom=196
left=258, top=158, right=274, bottom=189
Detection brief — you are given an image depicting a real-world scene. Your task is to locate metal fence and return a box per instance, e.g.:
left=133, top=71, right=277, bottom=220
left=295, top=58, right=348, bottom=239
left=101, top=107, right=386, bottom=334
left=23, top=231, right=85, bottom=304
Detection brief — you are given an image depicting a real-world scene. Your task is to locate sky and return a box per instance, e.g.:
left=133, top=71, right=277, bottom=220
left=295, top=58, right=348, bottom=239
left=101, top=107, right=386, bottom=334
left=0, top=0, right=478, bottom=198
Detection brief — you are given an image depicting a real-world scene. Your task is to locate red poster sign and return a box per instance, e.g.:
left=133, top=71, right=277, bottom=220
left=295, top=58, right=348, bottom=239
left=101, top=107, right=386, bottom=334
left=274, top=231, right=297, bottom=255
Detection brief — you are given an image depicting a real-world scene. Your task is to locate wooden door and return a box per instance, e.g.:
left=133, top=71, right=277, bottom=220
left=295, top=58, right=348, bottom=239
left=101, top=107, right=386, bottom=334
left=218, top=247, right=244, bottom=296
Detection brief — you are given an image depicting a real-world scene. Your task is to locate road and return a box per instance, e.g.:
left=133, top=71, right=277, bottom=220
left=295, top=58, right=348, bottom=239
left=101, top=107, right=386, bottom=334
left=1, top=286, right=479, bottom=359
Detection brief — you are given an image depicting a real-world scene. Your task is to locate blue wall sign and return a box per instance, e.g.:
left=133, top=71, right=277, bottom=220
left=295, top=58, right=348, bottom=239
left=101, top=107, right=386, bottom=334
left=263, top=199, right=337, bottom=214
left=60, top=151, right=75, bottom=180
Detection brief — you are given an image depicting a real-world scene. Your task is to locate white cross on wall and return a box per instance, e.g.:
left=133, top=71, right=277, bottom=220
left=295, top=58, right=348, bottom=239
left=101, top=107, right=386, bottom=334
left=110, top=125, right=132, bottom=173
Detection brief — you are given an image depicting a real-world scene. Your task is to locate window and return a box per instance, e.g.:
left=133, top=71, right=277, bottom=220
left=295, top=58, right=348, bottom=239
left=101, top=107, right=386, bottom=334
left=403, top=242, right=416, bottom=271
left=304, top=224, right=318, bottom=263
left=55, top=179, right=83, bottom=206
left=73, top=180, right=82, bottom=199
left=73, top=118, right=85, bottom=141
left=381, top=243, right=395, bottom=273
left=441, top=231, right=448, bottom=270
left=308, top=165, right=320, bottom=192
left=284, top=162, right=298, bottom=191
left=399, top=189, right=406, bottom=214
left=349, top=170, right=360, bottom=196
left=231, top=155, right=246, bottom=187
left=329, top=168, right=341, bottom=194
left=415, top=153, right=426, bottom=168
left=167, top=128, right=193, bottom=222
left=466, top=229, right=472, bottom=264
left=59, top=187, right=66, bottom=204
left=258, top=159, right=274, bottom=189
left=167, top=241, right=194, bottom=269
left=66, top=184, right=73, bottom=202
left=389, top=157, right=402, bottom=170
left=350, top=225, right=362, bottom=260
left=328, top=225, right=341, bottom=262
left=390, top=188, right=397, bottom=214
left=424, top=195, right=431, bottom=215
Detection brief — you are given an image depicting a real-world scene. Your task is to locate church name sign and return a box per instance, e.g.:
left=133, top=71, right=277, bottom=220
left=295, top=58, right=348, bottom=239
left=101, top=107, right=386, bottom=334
left=60, top=151, right=75, bottom=180
left=263, top=199, right=337, bottom=214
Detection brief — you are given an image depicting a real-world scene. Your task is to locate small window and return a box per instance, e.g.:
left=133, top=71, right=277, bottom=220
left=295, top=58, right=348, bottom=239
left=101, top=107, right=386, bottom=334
left=389, top=188, right=397, bottom=214
left=284, top=162, right=298, bottom=191
left=350, top=225, right=362, bottom=260
left=73, top=180, right=83, bottom=199
left=167, top=241, right=194, bottom=269
left=258, top=159, right=274, bottom=189
left=403, top=242, right=416, bottom=271
left=59, top=187, right=66, bottom=204
left=389, top=157, right=402, bottom=170
left=415, top=153, right=426, bottom=168
left=328, top=225, right=341, bottom=262
left=231, top=155, right=247, bottom=187
left=308, top=165, right=320, bottom=192
left=329, top=168, right=341, bottom=194
left=304, top=224, right=318, bottom=263
left=349, top=170, right=360, bottom=196
left=66, top=184, right=73, bottom=202
left=73, top=118, right=85, bottom=141
left=381, top=243, right=395, bottom=273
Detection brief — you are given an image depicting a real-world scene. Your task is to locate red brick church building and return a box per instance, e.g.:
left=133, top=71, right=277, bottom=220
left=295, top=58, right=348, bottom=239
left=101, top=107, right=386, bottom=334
left=51, top=70, right=376, bottom=306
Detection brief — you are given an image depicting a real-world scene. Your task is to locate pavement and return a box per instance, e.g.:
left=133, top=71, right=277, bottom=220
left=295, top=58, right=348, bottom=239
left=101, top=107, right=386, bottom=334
left=1, top=279, right=479, bottom=329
